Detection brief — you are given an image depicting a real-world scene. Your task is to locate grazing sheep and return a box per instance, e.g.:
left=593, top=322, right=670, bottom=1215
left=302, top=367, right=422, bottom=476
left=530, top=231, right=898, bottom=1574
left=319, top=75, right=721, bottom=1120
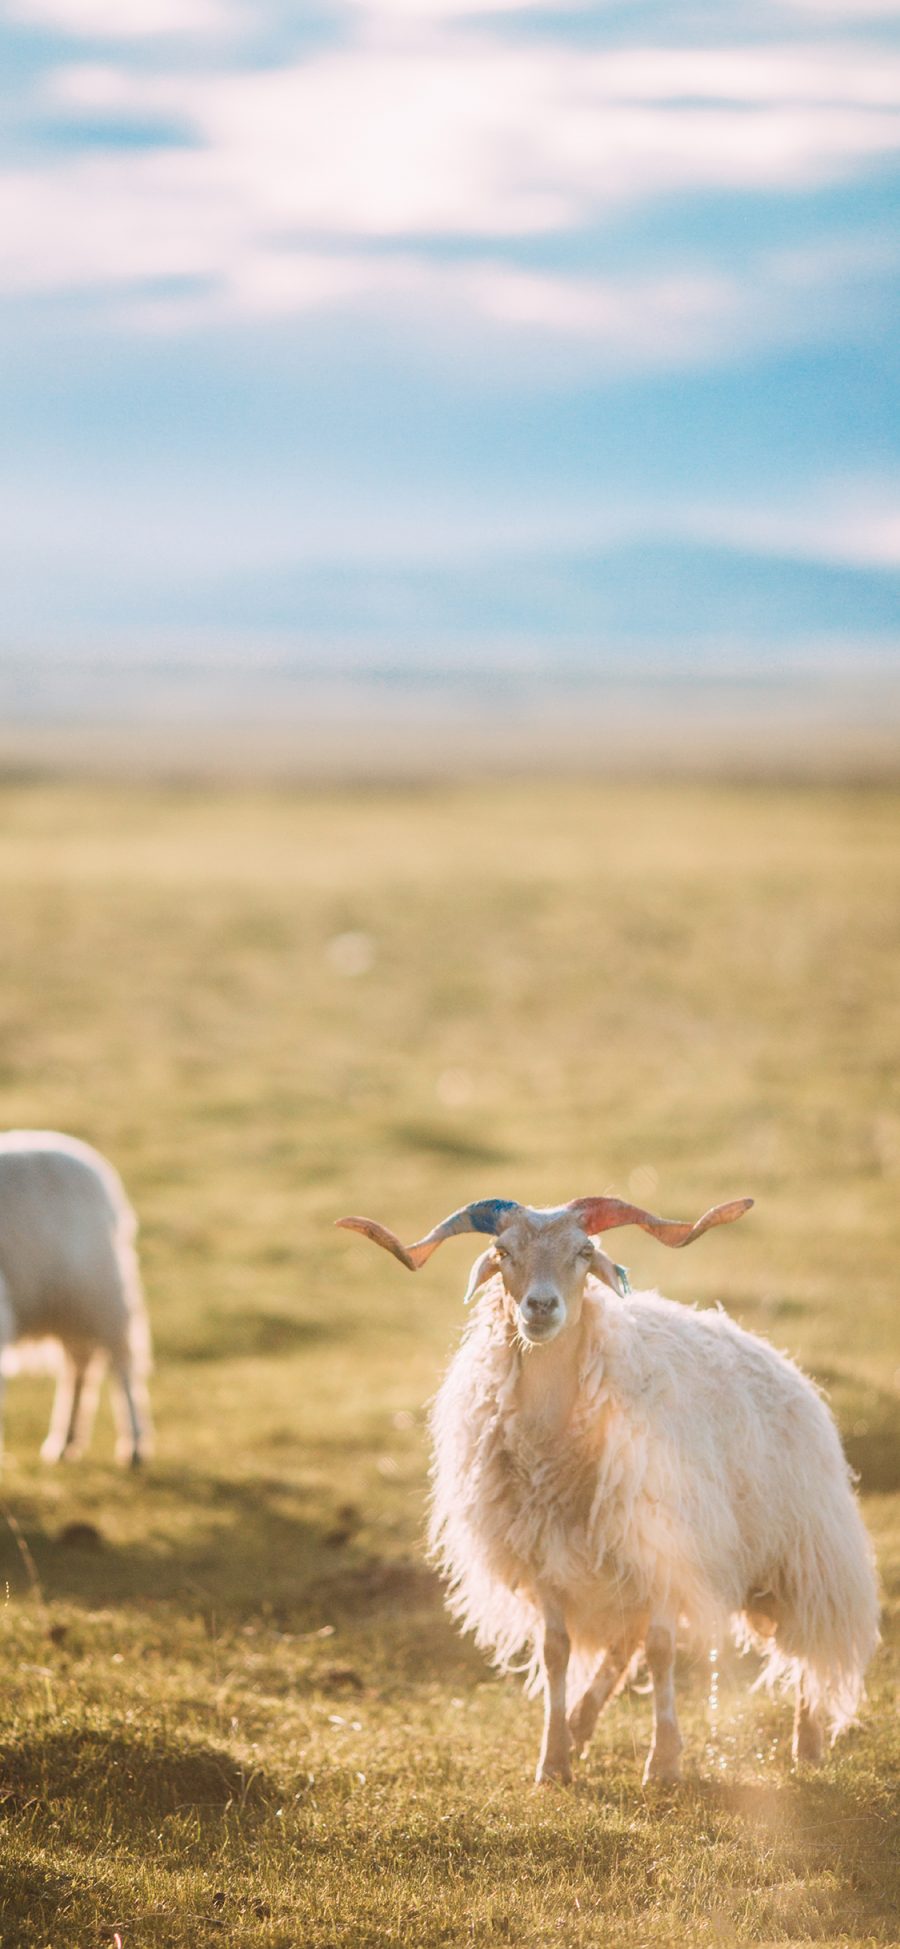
left=337, top=1194, right=878, bottom=1785
left=0, top=1131, right=152, bottom=1466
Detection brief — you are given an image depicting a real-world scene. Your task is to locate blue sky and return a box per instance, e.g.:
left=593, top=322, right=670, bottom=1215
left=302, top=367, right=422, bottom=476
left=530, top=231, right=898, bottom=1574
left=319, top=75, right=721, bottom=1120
left=1, top=0, right=899, bottom=669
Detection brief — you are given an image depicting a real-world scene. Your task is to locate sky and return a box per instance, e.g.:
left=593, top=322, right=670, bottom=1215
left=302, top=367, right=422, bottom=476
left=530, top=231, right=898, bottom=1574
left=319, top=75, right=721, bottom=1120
left=1, top=0, right=899, bottom=677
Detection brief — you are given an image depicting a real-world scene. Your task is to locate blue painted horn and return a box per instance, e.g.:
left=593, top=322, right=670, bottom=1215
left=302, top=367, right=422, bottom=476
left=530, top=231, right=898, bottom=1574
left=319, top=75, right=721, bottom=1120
left=335, top=1198, right=521, bottom=1270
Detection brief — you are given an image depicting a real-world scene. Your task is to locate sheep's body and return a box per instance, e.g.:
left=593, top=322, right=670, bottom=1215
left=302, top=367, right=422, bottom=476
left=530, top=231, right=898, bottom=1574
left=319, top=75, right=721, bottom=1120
left=429, top=1277, right=878, bottom=1764
left=0, top=1131, right=152, bottom=1464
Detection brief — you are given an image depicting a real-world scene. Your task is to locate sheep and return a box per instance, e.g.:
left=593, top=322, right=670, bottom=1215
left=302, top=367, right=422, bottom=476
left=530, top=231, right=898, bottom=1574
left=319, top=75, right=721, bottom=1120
left=337, top=1193, right=879, bottom=1786
left=0, top=1131, right=152, bottom=1466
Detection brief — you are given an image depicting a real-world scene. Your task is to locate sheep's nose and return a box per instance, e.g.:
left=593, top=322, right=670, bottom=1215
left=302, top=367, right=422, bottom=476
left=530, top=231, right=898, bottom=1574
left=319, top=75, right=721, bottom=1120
left=522, top=1291, right=560, bottom=1321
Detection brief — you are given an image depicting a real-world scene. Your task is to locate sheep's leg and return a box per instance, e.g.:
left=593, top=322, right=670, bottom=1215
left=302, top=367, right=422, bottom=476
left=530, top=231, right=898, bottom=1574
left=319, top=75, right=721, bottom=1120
left=792, top=1674, right=825, bottom=1766
left=642, top=1620, right=683, bottom=1785
left=535, top=1590, right=572, bottom=1786
left=41, top=1352, right=91, bottom=1463
left=568, top=1631, right=639, bottom=1758
left=70, top=1355, right=104, bottom=1456
left=110, top=1352, right=152, bottom=1467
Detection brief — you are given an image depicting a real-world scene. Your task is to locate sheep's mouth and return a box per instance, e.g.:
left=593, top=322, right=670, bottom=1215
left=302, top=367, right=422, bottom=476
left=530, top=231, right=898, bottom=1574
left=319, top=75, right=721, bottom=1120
left=517, top=1315, right=564, bottom=1346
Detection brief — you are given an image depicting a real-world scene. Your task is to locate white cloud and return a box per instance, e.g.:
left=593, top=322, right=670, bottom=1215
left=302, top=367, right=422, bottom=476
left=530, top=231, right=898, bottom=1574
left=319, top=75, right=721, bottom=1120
left=6, top=0, right=236, bottom=35
left=0, top=144, right=894, bottom=381
left=780, top=0, right=900, bottom=17
left=345, top=0, right=556, bottom=12
left=38, top=40, right=900, bottom=245
left=2, top=32, right=898, bottom=359
left=8, top=193, right=884, bottom=389
left=589, top=45, right=900, bottom=107
left=684, top=494, right=900, bottom=570
left=0, top=159, right=239, bottom=292
left=460, top=262, right=742, bottom=362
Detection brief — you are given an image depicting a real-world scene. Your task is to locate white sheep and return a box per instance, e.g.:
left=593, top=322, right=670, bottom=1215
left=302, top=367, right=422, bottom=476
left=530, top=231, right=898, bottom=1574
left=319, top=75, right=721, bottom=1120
left=0, top=1131, right=152, bottom=1466
left=338, top=1193, right=879, bottom=1785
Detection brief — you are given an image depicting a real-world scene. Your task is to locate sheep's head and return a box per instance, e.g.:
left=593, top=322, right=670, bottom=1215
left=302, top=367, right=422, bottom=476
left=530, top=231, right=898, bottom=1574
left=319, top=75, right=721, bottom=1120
left=336, top=1190, right=753, bottom=1347
left=475, top=1205, right=624, bottom=1345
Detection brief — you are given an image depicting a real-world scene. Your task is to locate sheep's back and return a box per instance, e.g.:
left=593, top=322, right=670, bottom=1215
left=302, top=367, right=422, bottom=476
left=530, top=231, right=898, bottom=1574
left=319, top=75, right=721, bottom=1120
left=601, top=1291, right=861, bottom=1610
left=0, top=1133, right=133, bottom=1342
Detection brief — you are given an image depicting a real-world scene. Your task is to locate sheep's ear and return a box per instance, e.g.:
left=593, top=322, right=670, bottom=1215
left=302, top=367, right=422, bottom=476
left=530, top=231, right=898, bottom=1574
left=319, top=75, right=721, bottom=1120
left=590, top=1246, right=631, bottom=1297
left=463, top=1247, right=502, bottom=1305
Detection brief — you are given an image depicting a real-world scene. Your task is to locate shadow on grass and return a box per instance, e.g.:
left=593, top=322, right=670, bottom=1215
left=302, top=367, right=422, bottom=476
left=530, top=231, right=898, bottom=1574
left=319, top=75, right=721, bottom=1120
left=0, top=1729, right=896, bottom=1948
left=0, top=1727, right=275, bottom=1822
left=0, top=1732, right=277, bottom=1949
left=0, top=1464, right=454, bottom=1657
left=387, top=1119, right=510, bottom=1166
left=0, top=1859, right=82, bottom=1949
left=172, top=1308, right=337, bottom=1362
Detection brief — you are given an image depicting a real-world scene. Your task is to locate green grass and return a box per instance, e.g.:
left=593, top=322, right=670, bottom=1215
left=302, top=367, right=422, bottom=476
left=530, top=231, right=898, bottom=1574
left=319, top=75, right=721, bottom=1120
left=0, top=774, right=897, bottom=1947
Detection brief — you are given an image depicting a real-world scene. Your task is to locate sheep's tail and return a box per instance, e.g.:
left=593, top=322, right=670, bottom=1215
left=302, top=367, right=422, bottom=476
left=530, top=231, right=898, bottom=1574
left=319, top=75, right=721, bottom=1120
left=747, top=1488, right=879, bottom=1740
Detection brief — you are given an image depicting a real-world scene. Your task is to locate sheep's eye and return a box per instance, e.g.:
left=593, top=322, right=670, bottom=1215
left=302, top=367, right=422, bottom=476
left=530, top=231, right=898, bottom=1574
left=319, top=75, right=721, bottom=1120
left=496, top=1245, right=509, bottom=1261
left=578, top=1242, right=594, bottom=1260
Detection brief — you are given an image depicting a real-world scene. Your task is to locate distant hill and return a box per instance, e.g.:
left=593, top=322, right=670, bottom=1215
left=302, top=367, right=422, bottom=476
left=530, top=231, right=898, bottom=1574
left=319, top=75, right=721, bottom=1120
left=3, top=534, right=898, bottom=777
left=132, top=537, right=900, bottom=650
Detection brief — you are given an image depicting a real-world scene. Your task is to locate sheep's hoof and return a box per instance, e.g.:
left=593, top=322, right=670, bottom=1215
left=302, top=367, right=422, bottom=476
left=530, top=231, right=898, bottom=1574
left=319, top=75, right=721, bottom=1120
left=535, top=1753, right=572, bottom=1787
left=792, top=1718, right=825, bottom=1768
left=43, top=1439, right=85, bottom=1464
left=642, top=1744, right=683, bottom=1787
left=567, top=1699, right=595, bottom=1759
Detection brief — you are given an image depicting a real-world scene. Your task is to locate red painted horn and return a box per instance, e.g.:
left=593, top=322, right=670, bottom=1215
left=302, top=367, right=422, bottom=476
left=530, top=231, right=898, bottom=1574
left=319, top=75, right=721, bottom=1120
left=567, top=1195, right=753, bottom=1247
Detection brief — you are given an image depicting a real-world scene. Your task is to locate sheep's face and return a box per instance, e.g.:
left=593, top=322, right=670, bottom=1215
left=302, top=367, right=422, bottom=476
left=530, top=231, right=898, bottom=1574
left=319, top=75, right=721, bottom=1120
left=492, top=1210, right=595, bottom=1346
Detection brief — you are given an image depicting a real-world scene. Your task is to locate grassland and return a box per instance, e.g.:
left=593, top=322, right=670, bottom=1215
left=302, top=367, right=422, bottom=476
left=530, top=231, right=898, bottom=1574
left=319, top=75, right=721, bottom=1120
left=0, top=773, right=896, bottom=1949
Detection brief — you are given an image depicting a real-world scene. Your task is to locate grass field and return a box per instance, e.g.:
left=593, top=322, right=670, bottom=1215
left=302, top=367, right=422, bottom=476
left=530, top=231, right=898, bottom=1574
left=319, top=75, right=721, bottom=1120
left=0, top=774, right=897, bottom=1948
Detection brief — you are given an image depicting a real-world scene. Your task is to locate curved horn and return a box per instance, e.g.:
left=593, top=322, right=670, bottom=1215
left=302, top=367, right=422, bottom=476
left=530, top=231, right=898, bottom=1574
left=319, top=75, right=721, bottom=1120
left=568, top=1194, right=753, bottom=1248
left=335, top=1198, right=520, bottom=1271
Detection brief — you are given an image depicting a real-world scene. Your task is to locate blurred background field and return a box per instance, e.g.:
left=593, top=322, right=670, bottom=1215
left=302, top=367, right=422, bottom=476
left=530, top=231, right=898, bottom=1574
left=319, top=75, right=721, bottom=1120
left=0, top=772, right=897, bottom=1948
left=3, top=0, right=899, bottom=1936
